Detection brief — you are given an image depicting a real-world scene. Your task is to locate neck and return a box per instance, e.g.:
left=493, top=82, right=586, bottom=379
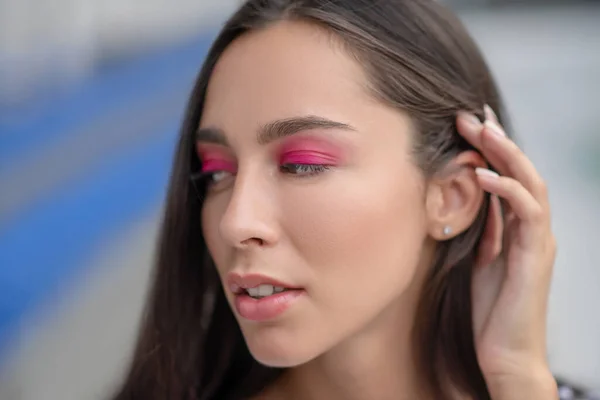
left=267, top=292, right=432, bottom=400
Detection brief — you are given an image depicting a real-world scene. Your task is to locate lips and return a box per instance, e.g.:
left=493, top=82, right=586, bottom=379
left=227, top=273, right=300, bottom=294
left=226, top=272, right=305, bottom=321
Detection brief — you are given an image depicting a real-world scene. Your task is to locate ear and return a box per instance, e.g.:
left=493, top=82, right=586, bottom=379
left=425, top=151, right=488, bottom=241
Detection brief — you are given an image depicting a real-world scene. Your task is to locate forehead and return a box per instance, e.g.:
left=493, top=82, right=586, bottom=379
left=200, top=20, right=372, bottom=131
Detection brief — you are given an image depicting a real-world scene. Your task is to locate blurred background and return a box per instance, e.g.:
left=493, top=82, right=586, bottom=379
left=0, top=0, right=599, bottom=399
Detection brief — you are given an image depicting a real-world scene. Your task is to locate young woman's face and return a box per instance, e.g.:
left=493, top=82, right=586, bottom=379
left=199, top=21, right=430, bottom=367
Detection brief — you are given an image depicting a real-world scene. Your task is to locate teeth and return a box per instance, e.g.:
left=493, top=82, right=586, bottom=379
left=246, top=284, right=286, bottom=298
left=258, top=284, right=273, bottom=297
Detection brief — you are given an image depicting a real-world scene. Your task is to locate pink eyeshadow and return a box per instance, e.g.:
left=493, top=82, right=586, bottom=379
left=201, top=158, right=236, bottom=173
left=197, top=145, right=236, bottom=173
left=278, top=137, right=346, bottom=165
left=280, top=150, right=339, bottom=165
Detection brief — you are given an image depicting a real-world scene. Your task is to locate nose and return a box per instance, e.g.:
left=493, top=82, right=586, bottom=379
left=218, top=170, right=279, bottom=249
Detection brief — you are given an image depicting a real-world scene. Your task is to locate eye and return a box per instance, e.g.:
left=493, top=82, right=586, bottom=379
left=203, top=170, right=235, bottom=192
left=208, top=170, right=233, bottom=184
left=192, top=169, right=235, bottom=194
left=280, top=164, right=330, bottom=176
left=196, top=155, right=236, bottom=191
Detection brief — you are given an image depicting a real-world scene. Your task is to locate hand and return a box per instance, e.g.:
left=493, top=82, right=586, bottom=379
left=456, top=106, right=558, bottom=399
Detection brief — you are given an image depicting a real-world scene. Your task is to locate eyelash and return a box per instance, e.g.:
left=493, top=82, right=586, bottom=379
left=279, top=163, right=330, bottom=176
left=195, top=163, right=330, bottom=191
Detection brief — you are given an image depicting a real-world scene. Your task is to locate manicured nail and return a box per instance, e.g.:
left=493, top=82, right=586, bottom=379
left=475, top=167, right=500, bottom=178
left=484, top=104, right=498, bottom=122
left=484, top=120, right=506, bottom=137
left=459, top=112, right=482, bottom=129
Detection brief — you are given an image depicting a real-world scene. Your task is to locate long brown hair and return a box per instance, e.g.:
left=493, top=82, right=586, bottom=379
left=112, top=1, right=510, bottom=399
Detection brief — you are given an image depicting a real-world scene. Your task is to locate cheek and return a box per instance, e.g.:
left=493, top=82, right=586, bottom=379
left=201, top=197, right=229, bottom=273
left=281, top=163, right=427, bottom=306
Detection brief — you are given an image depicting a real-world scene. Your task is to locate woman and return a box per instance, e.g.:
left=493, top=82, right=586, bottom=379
left=112, top=1, right=558, bottom=399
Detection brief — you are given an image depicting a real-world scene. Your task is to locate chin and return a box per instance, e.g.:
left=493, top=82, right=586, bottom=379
left=252, top=352, right=308, bottom=368
left=241, top=325, right=323, bottom=368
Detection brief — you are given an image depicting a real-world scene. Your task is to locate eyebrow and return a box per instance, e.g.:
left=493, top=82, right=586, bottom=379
left=196, top=115, right=356, bottom=146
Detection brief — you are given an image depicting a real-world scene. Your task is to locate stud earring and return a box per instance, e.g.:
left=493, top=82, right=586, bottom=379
left=443, top=226, right=452, bottom=236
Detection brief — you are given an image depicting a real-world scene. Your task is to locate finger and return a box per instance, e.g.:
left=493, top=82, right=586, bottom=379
left=456, top=104, right=499, bottom=146
left=456, top=111, right=485, bottom=150
left=457, top=111, right=549, bottom=207
left=480, top=121, right=549, bottom=206
left=484, top=104, right=498, bottom=124
left=475, top=194, right=504, bottom=268
left=456, top=112, right=509, bottom=175
left=475, top=168, right=546, bottom=228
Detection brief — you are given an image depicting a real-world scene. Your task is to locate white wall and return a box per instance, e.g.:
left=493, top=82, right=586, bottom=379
left=0, top=0, right=240, bottom=104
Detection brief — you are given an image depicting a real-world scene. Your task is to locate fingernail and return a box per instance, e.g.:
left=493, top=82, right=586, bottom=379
left=484, top=120, right=506, bottom=138
left=459, top=112, right=482, bottom=129
left=484, top=104, right=498, bottom=122
left=475, top=167, right=500, bottom=178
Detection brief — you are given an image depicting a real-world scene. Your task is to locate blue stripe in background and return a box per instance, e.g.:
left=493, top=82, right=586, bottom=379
left=0, top=32, right=214, bottom=361
left=0, top=32, right=214, bottom=169
left=0, top=127, right=176, bottom=352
